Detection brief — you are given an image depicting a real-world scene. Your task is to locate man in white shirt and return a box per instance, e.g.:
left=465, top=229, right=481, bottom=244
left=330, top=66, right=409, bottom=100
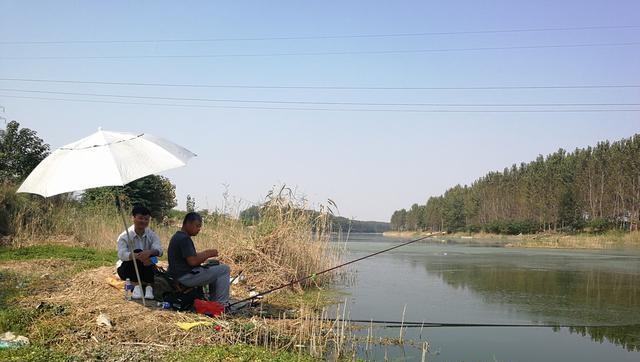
left=116, top=205, right=163, bottom=300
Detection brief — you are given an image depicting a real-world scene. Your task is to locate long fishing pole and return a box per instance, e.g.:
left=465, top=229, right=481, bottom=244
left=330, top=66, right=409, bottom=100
left=383, top=323, right=640, bottom=328
left=228, top=233, right=441, bottom=307
left=260, top=315, right=640, bottom=329
left=351, top=320, right=640, bottom=328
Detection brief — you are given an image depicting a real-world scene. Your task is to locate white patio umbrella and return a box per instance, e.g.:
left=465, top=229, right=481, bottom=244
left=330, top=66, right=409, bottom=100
left=17, top=128, right=196, bottom=305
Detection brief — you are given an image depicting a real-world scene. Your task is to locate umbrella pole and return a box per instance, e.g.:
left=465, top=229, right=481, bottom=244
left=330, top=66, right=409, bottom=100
left=115, top=195, right=146, bottom=307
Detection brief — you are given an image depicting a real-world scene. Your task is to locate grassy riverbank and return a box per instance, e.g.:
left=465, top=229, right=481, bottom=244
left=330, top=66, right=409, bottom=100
left=383, top=230, right=640, bottom=249
left=0, top=243, right=352, bottom=361
left=0, top=187, right=358, bottom=361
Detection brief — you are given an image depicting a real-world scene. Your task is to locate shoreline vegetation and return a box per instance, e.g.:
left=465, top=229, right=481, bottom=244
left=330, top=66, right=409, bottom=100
left=0, top=184, right=369, bottom=361
left=383, top=230, right=640, bottom=249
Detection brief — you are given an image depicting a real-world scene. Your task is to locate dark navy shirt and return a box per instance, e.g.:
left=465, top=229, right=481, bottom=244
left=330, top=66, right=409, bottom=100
left=167, top=230, right=197, bottom=278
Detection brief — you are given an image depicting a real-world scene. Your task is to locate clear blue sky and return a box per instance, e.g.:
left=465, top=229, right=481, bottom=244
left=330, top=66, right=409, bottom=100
left=1, top=1, right=639, bottom=221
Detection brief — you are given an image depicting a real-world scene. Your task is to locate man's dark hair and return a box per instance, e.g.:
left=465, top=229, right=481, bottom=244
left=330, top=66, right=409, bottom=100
left=131, top=205, right=151, bottom=217
left=183, top=212, right=202, bottom=225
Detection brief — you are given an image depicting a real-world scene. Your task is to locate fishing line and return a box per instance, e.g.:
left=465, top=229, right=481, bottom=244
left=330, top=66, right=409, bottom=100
left=228, top=234, right=439, bottom=307
left=351, top=320, right=640, bottom=328
left=259, top=315, right=640, bottom=329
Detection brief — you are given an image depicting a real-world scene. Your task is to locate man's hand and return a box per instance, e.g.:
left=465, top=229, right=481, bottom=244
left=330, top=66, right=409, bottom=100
left=187, top=249, right=219, bottom=267
left=135, top=250, right=153, bottom=265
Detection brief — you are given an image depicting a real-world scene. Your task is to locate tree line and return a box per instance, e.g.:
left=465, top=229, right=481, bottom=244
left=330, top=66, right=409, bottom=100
left=240, top=205, right=390, bottom=233
left=391, top=134, right=640, bottom=234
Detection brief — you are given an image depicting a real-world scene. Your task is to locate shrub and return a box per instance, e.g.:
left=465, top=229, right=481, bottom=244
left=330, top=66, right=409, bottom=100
left=586, top=218, right=613, bottom=233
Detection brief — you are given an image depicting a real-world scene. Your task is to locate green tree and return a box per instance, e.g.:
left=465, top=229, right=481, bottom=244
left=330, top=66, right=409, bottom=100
left=406, top=203, right=422, bottom=230
left=442, top=185, right=466, bottom=232
left=82, top=175, right=177, bottom=221
left=0, top=120, right=50, bottom=183
left=390, top=209, right=408, bottom=231
left=423, top=196, right=445, bottom=231
left=240, top=205, right=261, bottom=225
left=391, top=134, right=640, bottom=234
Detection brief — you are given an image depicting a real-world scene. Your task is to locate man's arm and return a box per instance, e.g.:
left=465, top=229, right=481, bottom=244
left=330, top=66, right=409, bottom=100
left=134, top=249, right=158, bottom=264
left=134, top=231, right=162, bottom=263
left=148, top=230, right=163, bottom=257
left=117, top=233, right=133, bottom=261
left=186, top=249, right=218, bottom=267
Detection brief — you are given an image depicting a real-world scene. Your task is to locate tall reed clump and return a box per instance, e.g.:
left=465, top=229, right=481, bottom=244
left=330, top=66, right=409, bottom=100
left=1, top=184, right=169, bottom=250
left=0, top=183, right=124, bottom=248
left=0, top=183, right=20, bottom=240
left=207, top=302, right=357, bottom=359
left=191, top=187, right=343, bottom=292
left=1, top=183, right=75, bottom=246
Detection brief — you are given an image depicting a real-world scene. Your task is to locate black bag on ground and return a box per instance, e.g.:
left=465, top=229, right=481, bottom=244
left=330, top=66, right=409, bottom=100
left=162, top=292, right=195, bottom=311
left=152, top=267, right=174, bottom=302
left=163, top=286, right=203, bottom=311
left=153, top=266, right=204, bottom=310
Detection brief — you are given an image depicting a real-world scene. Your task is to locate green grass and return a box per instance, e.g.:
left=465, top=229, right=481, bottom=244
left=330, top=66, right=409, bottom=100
left=0, top=244, right=116, bottom=306
left=0, top=270, right=23, bottom=304
left=165, top=344, right=317, bottom=362
left=0, top=244, right=117, bottom=267
left=0, top=269, right=39, bottom=335
left=0, top=305, right=38, bottom=336
left=0, top=268, right=69, bottom=340
left=0, top=245, right=116, bottom=344
left=0, top=345, right=71, bottom=362
left=1, top=343, right=319, bottom=362
left=0, top=262, right=120, bottom=361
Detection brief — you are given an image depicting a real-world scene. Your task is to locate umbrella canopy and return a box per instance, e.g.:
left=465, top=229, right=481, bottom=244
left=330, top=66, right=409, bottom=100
left=17, top=128, right=196, bottom=197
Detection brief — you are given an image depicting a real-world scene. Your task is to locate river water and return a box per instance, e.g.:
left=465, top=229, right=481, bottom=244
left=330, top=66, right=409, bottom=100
left=331, top=233, right=640, bottom=361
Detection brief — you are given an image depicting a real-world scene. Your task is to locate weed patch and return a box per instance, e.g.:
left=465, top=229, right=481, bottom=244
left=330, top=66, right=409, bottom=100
left=0, top=345, right=70, bottom=362
left=165, top=344, right=317, bottom=362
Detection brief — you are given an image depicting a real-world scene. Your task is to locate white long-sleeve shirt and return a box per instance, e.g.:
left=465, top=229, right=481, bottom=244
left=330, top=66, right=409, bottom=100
left=116, top=225, right=163, bottom=261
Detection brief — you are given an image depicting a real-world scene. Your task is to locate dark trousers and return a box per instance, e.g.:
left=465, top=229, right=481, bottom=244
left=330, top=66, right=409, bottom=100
left=117, top=259, right=155, bottom=284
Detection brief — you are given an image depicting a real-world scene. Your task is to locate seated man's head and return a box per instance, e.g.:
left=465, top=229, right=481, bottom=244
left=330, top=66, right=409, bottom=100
left=131, top=205, right=151, bottom=230
left=182, top=212, right=203, bottom=236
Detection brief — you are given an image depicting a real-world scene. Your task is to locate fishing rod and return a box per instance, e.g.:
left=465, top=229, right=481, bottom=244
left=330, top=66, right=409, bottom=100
left=260, top=316, right=640, bottom=329
left=228, top=233, right=441, bottom=307
left=383, top=323, right=640, bottom=328
left=350, top=320, right=640, bottom=328
left=229, top=270, right=243, bottom=285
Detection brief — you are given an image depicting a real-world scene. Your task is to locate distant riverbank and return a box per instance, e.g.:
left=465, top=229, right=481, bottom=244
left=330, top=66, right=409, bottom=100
left=383, top=230, right=640, bottom=249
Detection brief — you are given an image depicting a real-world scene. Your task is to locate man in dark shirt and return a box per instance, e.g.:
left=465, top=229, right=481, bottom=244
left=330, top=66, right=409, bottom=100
left=167, top=212, right=230, bottom=305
